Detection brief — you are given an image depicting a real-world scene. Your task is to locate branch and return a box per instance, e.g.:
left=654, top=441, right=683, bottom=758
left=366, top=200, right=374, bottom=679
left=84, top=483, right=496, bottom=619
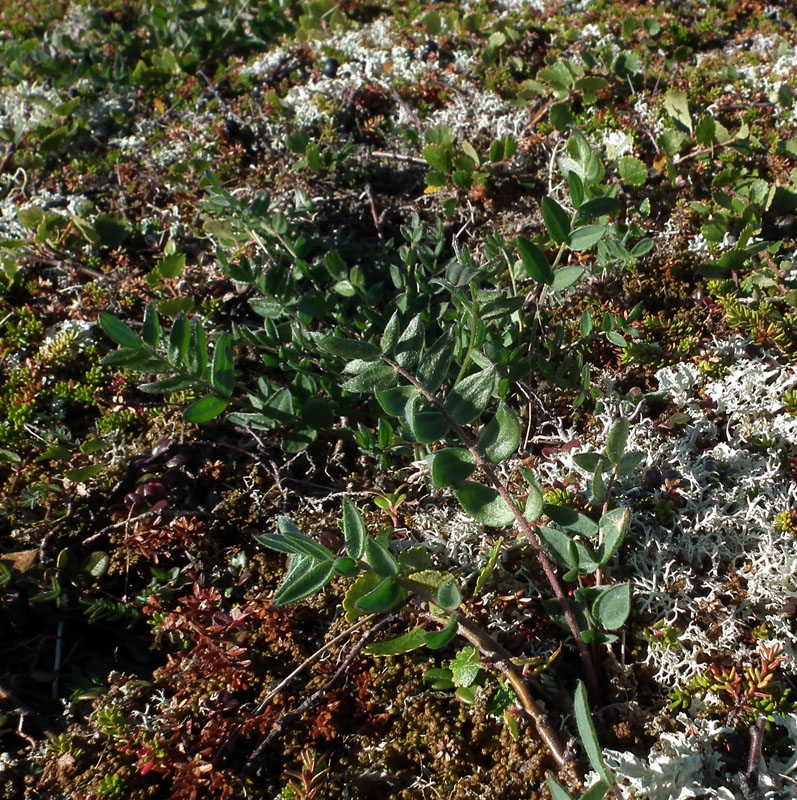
left=383, top=356, right=600, bottom=699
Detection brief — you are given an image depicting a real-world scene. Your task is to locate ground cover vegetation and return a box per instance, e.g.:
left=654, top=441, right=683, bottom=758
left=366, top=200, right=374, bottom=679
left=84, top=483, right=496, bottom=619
left=0, top=0, right=796, bottom=797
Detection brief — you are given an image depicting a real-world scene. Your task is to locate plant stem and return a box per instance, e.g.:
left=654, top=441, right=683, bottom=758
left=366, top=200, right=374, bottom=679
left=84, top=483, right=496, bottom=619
left=405, top=584, right=569, bottom=769
left=384, top=357, right=601, bottom=699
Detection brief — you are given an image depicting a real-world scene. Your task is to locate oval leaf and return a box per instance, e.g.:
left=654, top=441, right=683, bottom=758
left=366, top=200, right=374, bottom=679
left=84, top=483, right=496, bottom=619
left=551, top=266, right=586, bottom=292
left=541, top=196, right=570, bottom=244
left=443, top=367, right=496, bottom=424
left=516, top=237, right=554, bottom=284
left=98, top=313, right=141, bottom=349
left=454, top=481, right=516, bottom=527
left=364, top=537, right=399, bottom=577
left=597, top=507, right=631, bottom=566
left=436, top=579, right=462, bottom=610
left=416, top=330, right=456, bottom=393
left=354, top=576, right=405, bottom=612
left=427, top=448, right=476, bottom=487
left=592, top=582, right=631, bottom=631
left=211, top=334, right=235, bottom=397
left=605, top=417, right=629, bottom=465
left=365, top=628, right=427, bottom=656
left=567, top=224, right=605, bottom=251
left=313, top=333, right=381, bottom=361
left=341, top=497, right=366, bottom=560
left=184, top=395, right=228, bottom=424
left=477, top=403, right=520, bottom=463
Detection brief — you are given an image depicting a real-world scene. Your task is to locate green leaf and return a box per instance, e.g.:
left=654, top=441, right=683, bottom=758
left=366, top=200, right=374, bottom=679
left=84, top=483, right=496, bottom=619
left=428, top=448, right=477, bottom=487
left=519, top=469, right=544, bottom=522
left=81, top=551, right=110, bottom=579
left=424, top=668, right=455, bottom=690
left=255, top=524, right=335, bottom=562
left=98, top=313, right=142, bottom=349
left=312, top=333, right=381, bottom=361
left=616, top=451, right=645, bottom=476
left=537, top=526, right=579, bottom=569
left=592, top=583, right=631, bottom=630
left=354, top=577, right=405, bottom=612
left=574, top=681, right=613, bottom=786
left=93, top=213, right=130, bottom=248
left=443, top=366, right=496, bottom=424
left=454, top=481, right=516, bottom=527
left=139, top=375, right=200, bottom=394
left=477, top=403, right=520, bottom=463
left=544, top=505, right=599, bottom=537
left=341, top=497, right=366, bottom=560
left=568, top=171, right=585, bottom=208
left=184, top=395, right=228, bottom=423
left=64, top=464, right=104, bottom=482
left=422, top=144, right=453, bottom=173
left=156, top=252, right=186, bottom=279
left=394, top=315, right=424, bottom=369
left=597, top=507, right=630, bottom=566
left=450, top=646, right=481, bottom=687
left=578, top=197, right=620, bottom=218
left=568, top=225, right=606, bottom=251
left=167, top=312, right=189, bottom=366
left=333, top=557, right=360, bottom=577
left=516, top=237, right=554, bottom=284
left=343, top=573, right=381, bottom=621
left=141, top=303, right=160, bottom=347
left=273, top=559, right=335, bottom=605
left=573, top=453, right=610, bottom=474
left=365, top=628, right=427, bottom=656
left=405, top=394, right=449, bottom=443
left=0, top=448, right=21, bottom=464
left=211, top=334, right=235, bottom=397
left=551, top=266, right=586, bottom=292
left=376, top=385, right=418, bottom=416
left=342, top=361, right=397, bottom=393
left=436, top=579, right=462, bottom=610
left=605, top=417, right=629, bottom=465
left=548, top=777, right=576, bottom=800
left=580, top=781, right=610, bottom=800
left=416, top=330, right=455, bottom=393
left=364, top=537, right=399, bottom=577
left=550, top=101, right=573, bottom=131
left=618, top=156, right=647, bottom=187
left=380, top=310, right=401, bottom=354
left=186, top=318, right=208, bottom=377
left=663, top=89, right=692, bottom=135
left=423, top=615, right=458, bottom=649
left=541, top=196, right=570, bottom=244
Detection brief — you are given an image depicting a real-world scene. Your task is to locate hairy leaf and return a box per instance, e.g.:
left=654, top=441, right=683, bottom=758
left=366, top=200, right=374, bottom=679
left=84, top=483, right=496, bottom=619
left=477, top=403, right=520, bottom=463
left=454, top=481, right=515, bottom=527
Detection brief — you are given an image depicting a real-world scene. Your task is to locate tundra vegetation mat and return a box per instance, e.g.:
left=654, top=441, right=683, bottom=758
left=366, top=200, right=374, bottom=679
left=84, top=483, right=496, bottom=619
left=1, top=0, right=797, bottom=798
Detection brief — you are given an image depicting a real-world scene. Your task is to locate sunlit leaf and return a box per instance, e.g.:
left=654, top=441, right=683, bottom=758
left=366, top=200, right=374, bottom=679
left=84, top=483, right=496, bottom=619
left=477, top=403, right=520, bottom=463
left=341, top=497, right=366, bottom=560
left=454, top=481, right=515, bottom=527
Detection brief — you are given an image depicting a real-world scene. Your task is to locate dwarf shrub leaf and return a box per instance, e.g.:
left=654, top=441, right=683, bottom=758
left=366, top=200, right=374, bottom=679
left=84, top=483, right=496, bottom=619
left=184, top=395, right=228, bottom=423
left=99, top=313, right=142, bottom=349
left=273, top=559, right=335, bottom=605
left=454, top=481, right=516, bottom=527
left=428, top=448, right=476, bottom=487
left=354, top=577, right=405, bottom=612
left=477, top=403, right=520, bottom=463
left=605, top=417, right=630, bottom=465
left=574, top=681, right=613, bottom=786
left=416, top=329, right=456, bottom=393
left=405, top=394, right=448, bottom=443
left=313, top=333, right=381, bottom=360
left=443, top=367, right=496, bottom=424
left=365, top=628, right=427, bottom=656
left=436, top=579, right=462, bottom=610
left=364, top=537, right=399, bottom=577
left=211, top=334, right=235, bottom=397
left=341, top=497, right=366, bottom=560
left=516, top=237, right=554, bottom=284
left=597, top=507, right=630, bottom=565
left=592, top=583, right=631, bottom=630
left=541, top=196, right=570, bottom=244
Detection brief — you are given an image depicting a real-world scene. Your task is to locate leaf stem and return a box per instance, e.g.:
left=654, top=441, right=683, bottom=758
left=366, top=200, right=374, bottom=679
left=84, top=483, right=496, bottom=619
left=383, top=356, right=601, bottom=699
